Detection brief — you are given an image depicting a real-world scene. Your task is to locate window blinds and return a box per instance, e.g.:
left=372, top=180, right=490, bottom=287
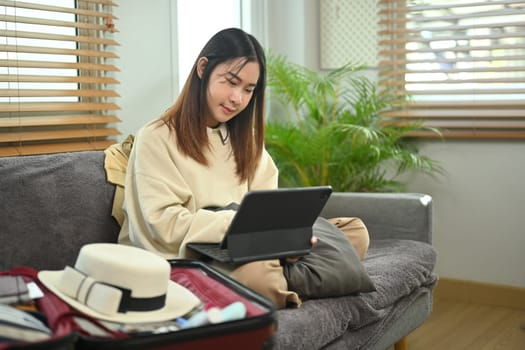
left=0, top=0, right=120, bottom=156
left=378, top=0, right=525, bottom=139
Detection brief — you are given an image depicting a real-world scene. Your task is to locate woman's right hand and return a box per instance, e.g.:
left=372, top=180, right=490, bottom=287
left=284, top=236, right=317, bottom=264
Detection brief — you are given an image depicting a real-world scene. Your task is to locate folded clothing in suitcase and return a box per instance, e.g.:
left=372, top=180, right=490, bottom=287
left=0, top=267, right=78, bottom=350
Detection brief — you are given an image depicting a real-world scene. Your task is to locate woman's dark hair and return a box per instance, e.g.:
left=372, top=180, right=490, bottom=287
left=161, top=28, right=267, bottom=183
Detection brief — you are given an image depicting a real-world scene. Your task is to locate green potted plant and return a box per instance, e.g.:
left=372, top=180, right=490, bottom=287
left=265, top=53, right=441, bottom=192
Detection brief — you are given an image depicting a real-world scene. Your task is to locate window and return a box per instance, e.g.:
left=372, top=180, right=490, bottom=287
left=0, top=0, right=120, bottom=156
left=175, top=0, right=249, bottom=91
left=378, top=0, right=525, bottom=139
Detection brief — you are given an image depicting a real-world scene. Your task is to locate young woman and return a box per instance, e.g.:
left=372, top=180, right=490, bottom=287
left=118, top=28, right=369, bottom=309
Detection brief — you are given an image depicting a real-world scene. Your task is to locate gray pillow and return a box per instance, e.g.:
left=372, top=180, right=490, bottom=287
left=283, top=217, right=376, bottom=299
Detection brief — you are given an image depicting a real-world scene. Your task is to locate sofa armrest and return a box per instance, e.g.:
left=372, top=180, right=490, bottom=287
left=320, top=192, right=433, bottom=244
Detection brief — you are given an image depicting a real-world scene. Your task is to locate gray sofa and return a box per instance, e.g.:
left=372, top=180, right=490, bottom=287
left=0, top=151, right=437, bottom=350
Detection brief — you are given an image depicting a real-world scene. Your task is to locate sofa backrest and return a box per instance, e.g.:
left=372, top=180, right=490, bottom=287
left=0, top=151, right=120, bottom=271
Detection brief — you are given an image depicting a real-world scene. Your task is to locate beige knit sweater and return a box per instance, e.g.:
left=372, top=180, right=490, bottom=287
left=118, top=120, right=278, bottom=259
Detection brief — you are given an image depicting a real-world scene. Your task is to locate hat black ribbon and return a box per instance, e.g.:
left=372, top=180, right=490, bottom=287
left=116, top=287, right=166, bottom=313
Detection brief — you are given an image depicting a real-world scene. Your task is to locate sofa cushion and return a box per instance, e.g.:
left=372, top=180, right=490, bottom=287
left=0, top=151, right=121, bottom=271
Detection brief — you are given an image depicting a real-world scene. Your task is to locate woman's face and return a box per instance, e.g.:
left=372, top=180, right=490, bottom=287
left=201, top=58, right=260, bottom=127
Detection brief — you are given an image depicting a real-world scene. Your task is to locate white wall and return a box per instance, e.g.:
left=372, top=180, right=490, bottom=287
left=114, top=0, right=525, bottom=288
left=403, top=141, right=525, bottom=287
left=114, top=0, right=177, bottom=138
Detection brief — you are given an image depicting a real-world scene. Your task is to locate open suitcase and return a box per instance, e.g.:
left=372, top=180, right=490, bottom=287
left=1, top=260, right=276, bottom=350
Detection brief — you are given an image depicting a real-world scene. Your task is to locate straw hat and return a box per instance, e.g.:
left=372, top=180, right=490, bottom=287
left=38, top=243, right=200, bottom=324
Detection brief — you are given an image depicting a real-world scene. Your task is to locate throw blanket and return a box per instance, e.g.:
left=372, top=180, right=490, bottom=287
left=274, top=239, right=438, bottom=350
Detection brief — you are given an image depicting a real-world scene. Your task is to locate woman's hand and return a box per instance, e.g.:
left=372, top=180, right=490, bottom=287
left=284, top=235, right=317, bottom=264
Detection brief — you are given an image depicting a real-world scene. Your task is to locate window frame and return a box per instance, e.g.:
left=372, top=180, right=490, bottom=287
left=377, top=0, right=525, bottom=139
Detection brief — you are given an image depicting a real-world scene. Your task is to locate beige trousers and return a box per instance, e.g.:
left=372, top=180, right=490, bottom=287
left=221, top=217, right=370, bottom=309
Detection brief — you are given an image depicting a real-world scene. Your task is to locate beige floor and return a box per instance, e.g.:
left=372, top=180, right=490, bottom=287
left=389, top=296, right=525, bottom=350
